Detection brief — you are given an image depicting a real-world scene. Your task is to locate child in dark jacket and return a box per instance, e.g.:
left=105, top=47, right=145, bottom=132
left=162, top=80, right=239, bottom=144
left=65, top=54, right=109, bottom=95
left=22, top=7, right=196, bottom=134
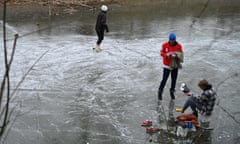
left=94, top=5, right=109, bottom=52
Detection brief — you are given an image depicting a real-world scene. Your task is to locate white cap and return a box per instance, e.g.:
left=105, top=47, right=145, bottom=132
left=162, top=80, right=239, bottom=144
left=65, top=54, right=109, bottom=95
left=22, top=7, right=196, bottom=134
left=101, top=5, right=108, bottom=12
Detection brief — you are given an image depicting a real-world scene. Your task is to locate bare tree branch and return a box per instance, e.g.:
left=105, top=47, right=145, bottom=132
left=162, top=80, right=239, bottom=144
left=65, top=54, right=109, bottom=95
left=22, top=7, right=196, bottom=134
left=0, top=0, right=19, bottom=136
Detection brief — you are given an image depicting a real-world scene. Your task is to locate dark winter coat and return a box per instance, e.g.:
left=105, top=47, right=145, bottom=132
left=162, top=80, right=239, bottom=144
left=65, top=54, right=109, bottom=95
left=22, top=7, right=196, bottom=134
left=95, top=11, right=109, bottom=32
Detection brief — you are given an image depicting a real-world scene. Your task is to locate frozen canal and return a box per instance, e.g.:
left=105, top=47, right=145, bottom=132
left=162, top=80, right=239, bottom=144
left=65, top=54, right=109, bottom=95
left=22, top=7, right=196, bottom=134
left=0, top=0, right=240, bottom=144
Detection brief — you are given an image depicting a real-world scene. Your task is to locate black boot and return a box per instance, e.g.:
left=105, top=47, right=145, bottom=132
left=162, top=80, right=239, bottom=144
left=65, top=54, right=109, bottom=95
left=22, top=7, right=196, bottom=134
left=193, top=111, right=198, bottom=118
left=158, top=89, right=162, bottom=100
left=170, top=89, right=175, bottom=100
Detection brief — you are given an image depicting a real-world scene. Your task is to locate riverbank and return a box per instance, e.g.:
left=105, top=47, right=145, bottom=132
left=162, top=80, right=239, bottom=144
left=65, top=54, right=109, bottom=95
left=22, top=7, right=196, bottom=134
left=6, top=0, right=153, bottom=6
left=2, top=0, right=158, bottom=16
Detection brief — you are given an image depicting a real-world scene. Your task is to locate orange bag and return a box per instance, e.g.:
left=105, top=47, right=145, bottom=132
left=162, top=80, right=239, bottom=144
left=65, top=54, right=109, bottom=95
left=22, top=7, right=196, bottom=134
left=176, top=114, right=199, bottom=127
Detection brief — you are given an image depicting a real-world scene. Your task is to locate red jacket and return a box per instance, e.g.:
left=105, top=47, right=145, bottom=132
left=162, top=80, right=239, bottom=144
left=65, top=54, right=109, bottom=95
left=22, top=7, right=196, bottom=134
left=160, top=41, right=183, bottom=68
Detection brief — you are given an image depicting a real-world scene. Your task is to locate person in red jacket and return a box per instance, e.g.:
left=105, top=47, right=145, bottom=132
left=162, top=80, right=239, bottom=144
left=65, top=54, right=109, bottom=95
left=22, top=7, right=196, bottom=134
left=158, top=33, right=183, bottom=100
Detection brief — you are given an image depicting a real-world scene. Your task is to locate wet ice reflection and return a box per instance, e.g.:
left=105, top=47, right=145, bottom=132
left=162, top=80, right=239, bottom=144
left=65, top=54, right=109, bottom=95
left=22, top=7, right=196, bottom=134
left=0, top=0, right=240, bottom=144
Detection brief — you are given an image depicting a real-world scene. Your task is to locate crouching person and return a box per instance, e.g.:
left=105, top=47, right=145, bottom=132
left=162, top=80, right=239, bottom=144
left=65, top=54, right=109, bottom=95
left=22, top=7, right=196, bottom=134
left=181, top=79, right=216, bottom=119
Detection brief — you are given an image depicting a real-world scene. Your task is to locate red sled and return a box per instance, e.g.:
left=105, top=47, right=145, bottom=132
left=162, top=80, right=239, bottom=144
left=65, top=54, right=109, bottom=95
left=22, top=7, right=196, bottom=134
left=141, top=120, right=153, bottom=127
left=146, top=127, right=160, bottom=134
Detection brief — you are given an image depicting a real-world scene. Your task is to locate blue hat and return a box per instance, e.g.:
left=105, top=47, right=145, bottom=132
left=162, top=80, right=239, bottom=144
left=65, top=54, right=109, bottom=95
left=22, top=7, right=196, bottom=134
left=169, top=33, right=176, bottom=40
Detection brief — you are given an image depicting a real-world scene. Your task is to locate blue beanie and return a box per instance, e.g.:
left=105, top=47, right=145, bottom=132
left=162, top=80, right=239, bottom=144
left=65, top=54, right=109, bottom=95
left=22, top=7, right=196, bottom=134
left=169, top=33, right=176, bottom=40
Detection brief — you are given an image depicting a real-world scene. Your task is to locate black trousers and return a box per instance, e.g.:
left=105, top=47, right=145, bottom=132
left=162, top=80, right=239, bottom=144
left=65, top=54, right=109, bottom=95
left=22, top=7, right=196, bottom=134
left=158, top=67, right=178, bottom=91
left=96, top=30, right=104, bottom=45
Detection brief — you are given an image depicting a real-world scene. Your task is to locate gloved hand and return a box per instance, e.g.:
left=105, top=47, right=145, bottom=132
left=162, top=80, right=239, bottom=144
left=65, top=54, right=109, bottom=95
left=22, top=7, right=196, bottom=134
left=106, top=29, right=109, bottom=33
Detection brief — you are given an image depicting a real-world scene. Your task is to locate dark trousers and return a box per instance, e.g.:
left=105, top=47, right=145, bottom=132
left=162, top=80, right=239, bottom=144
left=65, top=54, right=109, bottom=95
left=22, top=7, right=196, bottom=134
left=96, top=30, right=104, bottom=45
left=183, top=96, right=199, bottom=117
left=158, top=68, right=178, bottom=92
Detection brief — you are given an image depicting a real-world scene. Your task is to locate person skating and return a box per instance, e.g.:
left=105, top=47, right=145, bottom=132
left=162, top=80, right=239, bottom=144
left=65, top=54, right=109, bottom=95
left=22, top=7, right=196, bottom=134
left=158, top=33, right=184, bottom=100
left=94, top=5, right=109, bottom=52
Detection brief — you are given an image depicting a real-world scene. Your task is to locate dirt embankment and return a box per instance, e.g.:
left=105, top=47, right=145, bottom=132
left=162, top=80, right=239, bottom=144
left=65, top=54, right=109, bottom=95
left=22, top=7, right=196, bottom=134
left=3, top=0, right=150, bottom=16
left=0, top=0, right=154, bottom=16
left=6, top=0, right=148, bottom=5
left=6, top=0, right=110, bottom=5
